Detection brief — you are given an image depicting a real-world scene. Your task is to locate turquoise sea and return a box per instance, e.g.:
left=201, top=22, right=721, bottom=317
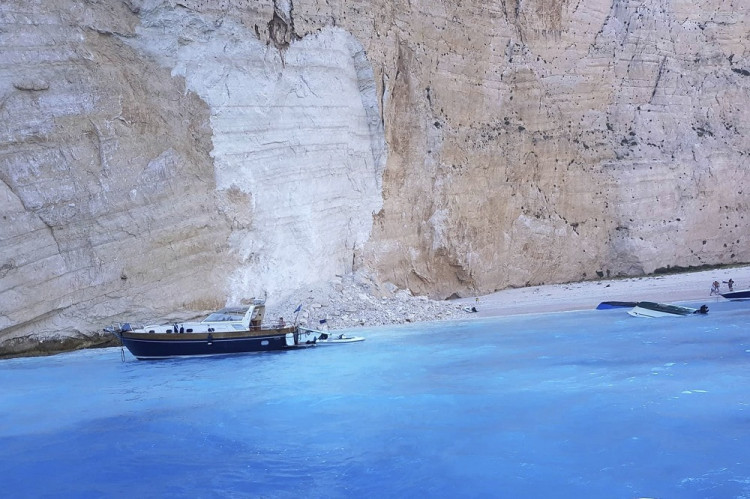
left=1, top=300, right=749, bottom=498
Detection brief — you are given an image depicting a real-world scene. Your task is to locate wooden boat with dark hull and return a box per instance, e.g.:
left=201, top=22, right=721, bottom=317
left=116, top=327, right=299, bottom=359
left=108, top=300, right=305, bottom=360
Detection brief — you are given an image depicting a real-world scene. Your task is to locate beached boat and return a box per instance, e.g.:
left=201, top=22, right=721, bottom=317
left=298, top=327, right=365, bottom=345
left=107, top=300, right=305, bottom=360
left=596, top=301, right=637, bottom=310
left=627, top=301, right=708, bottom=318
left=720, top=289, right=750, bottom=300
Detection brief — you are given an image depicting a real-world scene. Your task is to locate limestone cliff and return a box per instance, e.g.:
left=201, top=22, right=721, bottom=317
left=0, top=0, right=748, bottom=355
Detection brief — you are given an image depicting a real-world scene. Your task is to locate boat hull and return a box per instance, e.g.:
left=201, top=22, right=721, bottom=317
left=627, top=301, right=705, bottom=318
left=298, top=327, right=365, bottom=345
left=315, top=336, right=365, bottom=345
left=596, top=301, right=637, bottom=310
left=720, top=289, right=750, bottom=300
left=628, top=307, right=689, bottom=318
left=118, top=329, right=297, bottom=360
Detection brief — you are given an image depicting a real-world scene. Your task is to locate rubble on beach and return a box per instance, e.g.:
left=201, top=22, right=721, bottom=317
left=266, top=270, right=466, bottom=330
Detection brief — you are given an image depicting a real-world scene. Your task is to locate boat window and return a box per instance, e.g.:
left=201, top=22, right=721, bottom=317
left=203, top=311, right=245, bottom=322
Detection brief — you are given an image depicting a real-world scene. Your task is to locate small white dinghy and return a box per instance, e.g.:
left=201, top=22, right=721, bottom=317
left=315, top=332, right=366, bottom=345
left=298, top=327, right=365, bottom=345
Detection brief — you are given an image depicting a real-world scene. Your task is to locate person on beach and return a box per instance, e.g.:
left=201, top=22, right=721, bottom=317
left=710, top=281, right=720, bottom=295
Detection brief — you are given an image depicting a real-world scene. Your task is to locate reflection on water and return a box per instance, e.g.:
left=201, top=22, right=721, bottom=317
left=1, top=300, right=749, bottom=497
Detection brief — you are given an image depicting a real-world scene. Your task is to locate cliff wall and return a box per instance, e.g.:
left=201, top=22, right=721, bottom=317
left=0, top=0, right=748, bottom=354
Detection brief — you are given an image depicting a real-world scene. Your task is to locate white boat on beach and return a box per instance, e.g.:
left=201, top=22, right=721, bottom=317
left=627, top=301, right=709, bottom=318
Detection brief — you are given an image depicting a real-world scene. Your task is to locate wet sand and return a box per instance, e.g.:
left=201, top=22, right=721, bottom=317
left=458, top=266, right=750, bottom=318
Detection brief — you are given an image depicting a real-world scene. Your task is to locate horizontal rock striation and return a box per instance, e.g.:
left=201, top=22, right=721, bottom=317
left=0, top=1, right=233, bottom=356
left=0, top=0, right=748, bottom=356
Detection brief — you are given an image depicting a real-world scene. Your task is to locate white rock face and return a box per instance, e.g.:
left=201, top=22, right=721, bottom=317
left=126, top=6, right=385, bottom=302
left=0, top=0, right=748, bottom=355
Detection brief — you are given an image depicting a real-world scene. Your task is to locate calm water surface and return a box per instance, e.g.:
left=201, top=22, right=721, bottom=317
left=1, top=300, right=749, bottom=498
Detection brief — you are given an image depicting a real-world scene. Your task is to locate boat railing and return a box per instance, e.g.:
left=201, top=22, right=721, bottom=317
left=103, top=322, right=143, bottom=334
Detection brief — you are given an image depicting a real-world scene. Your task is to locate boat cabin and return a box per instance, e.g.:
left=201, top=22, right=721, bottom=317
left=202, top=303, right=265, bottom=329
left=137, top=300, right=267, bottom=334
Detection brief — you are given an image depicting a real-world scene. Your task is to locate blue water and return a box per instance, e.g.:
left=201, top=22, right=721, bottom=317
left=2, top=301, right=749, bottom=498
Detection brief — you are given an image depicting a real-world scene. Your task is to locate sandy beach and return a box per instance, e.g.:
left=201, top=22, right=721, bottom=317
left=462, top=265, right=750, bottom=318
